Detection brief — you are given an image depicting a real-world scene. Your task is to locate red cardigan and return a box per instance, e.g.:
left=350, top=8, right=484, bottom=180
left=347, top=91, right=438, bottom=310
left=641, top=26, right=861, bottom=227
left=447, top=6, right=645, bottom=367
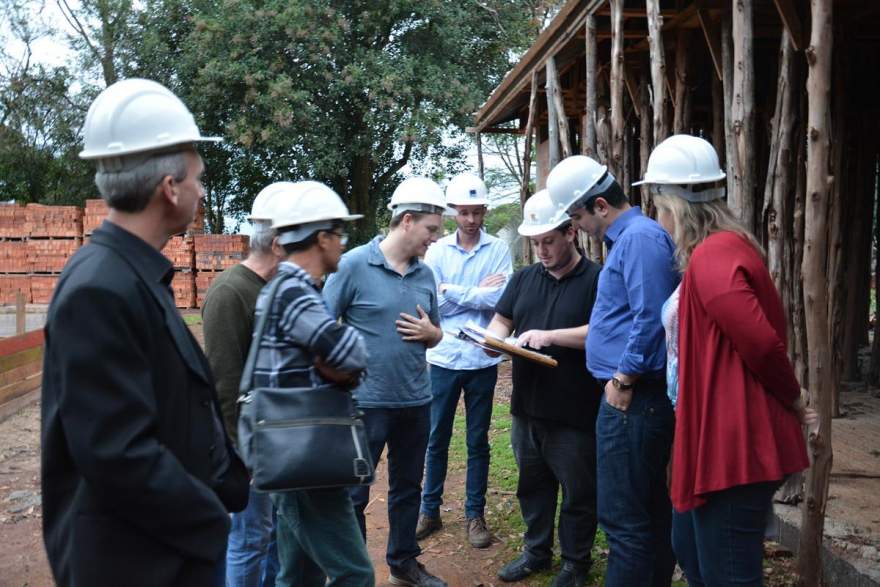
left=670, top=231, right=809, bottom=512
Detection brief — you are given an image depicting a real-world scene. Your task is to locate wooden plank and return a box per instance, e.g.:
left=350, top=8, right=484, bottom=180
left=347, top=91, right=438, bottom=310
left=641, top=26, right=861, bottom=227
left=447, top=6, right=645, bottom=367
left=773, top=0, right=805, bottom=51
left=474, top=0, right=605, bottom=131
left=465, top=127, right=524, bottom=135
left=0, top=359, right=42, bottom=388
left=0, top=330, right=43, bottom=357
left=698, top=8, right=723, bottom=81
left=0, top=346, right=42, bottom=374
left=0, top=371, right=42, bottom=405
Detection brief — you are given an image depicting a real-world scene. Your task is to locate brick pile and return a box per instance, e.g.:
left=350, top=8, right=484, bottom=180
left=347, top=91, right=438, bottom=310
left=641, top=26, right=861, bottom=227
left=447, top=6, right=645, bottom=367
left=83, top=199, right=109, bottom=235
left=1, top=200, right=245, bottom=308
left=0, top=204, right=27, bottom=238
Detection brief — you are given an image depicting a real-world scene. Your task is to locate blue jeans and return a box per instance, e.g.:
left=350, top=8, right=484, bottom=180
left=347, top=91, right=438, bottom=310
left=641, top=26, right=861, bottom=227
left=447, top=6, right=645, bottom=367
left=350, top=405, right=430, bottom=570
left=672, top=481, right=781, bottom=586
left=421, top=365, right=497, bottom=519
left=271, top=488, right=373, bottom=587
left=226, top=487, right=279, bottom=587
left=597, top=381, right=676, bottom=586
left=511, top=415, right=597, bottom=567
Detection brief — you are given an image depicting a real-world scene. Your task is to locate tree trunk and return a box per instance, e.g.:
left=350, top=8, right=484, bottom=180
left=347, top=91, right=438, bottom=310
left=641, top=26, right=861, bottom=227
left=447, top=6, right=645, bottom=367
left=712, top=74, right=725, bottom=169
left=520, top=72, right=539, bottom=266
left=477, top=133, right=485, bottom=180
left=609, top=0, right=625, bottom=179
left=350, top=153, right=375, bottom=243
left=547, top=56, right=572, bottom=159
left=721, top=10, right=735, bottom=205
left=646, top=0, right=668, bottom=146
left=763, top=32, right=796, bottom=288
left=673, top=29, right=691, bottom=135
left=584, top=15, right=598, bottom=158
left=639, top=68, right=654, bottom=215
left=546, top=60, right=561, bottom=169
left=731, top=0, right=756, bottom=234
left=869, top=152, right=880, bottom=384
left=791, top=90, right=809, bottom=389
left=797, top=1, right=834, bottom=583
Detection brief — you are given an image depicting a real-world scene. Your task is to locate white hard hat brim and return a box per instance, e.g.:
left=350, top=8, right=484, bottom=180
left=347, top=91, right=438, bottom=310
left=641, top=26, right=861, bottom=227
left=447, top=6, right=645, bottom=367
left=79, top=135, right=222, bottom=160
left=517, top=219, right=569, bottom=237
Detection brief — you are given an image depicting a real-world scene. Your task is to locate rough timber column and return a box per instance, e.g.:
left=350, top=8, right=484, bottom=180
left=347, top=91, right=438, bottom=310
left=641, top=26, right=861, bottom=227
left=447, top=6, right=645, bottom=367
left=646, top=0, right=669, bottom=145
left=797, top=0, right=833, bottom=583
left=731, top=0, right=756, bottom=233
left=583, top=15, right=598, bottom=158
left=609, top=0, right=625, bottom=179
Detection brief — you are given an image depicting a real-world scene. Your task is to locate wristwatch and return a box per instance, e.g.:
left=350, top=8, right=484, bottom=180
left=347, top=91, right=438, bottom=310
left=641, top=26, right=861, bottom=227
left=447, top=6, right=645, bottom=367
left=611, top=375, right=634, bottom=391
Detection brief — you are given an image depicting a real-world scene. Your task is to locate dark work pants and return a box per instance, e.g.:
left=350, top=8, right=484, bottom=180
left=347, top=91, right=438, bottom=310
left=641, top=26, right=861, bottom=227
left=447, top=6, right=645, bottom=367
left=349, top=405, right=430, bottom=570
left=510, top=414, right=598, bottom=568
left=596, top=380, right=676, bottom=587
left=672, top=481, right=782, bottom=587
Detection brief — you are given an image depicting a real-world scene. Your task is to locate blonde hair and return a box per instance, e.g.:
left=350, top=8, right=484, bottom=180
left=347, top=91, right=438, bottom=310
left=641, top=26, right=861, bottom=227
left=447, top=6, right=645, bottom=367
left=653, top=193, right=764, bottom=270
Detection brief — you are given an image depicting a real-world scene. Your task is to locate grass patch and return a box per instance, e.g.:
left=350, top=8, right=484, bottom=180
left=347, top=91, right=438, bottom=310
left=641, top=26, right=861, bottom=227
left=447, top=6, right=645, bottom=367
left=182, top=313, right=202, bottom=325
left=447, top=401, right=686, bottom=586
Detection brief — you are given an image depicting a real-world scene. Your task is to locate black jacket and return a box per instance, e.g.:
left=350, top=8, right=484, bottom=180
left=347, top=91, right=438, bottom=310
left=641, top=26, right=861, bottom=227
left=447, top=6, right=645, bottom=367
left=41, top=221, right=249, bottom=587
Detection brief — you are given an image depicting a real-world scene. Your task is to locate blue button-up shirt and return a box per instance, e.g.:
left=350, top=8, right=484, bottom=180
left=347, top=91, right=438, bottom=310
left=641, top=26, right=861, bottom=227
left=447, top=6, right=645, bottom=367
left=586, top=207, right=679, bottom=380
left=323, top=236, right=441, bottom=408
left=424, top=230, right=513, bottom=371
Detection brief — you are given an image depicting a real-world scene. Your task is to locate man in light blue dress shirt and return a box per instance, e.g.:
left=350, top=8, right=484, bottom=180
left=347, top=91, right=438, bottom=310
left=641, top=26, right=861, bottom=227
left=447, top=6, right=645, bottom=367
left=415, top=173, right=513, bottom=549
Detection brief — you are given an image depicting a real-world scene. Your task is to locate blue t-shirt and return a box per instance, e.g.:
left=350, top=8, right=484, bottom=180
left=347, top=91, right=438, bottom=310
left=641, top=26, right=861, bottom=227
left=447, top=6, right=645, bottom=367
left=323, top=236, right=441, bottom=408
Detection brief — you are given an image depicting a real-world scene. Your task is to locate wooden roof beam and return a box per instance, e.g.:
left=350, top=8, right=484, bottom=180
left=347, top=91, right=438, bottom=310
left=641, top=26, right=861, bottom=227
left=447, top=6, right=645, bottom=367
left=773, top=0, right=805, bottom=51
left=593, top=7, right=677, bottom=19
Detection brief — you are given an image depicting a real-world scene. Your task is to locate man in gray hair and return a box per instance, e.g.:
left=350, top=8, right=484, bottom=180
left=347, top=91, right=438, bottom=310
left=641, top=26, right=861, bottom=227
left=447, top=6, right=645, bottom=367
left=41, top=78, right=248, bottom=587
left=202, top=184, right=286, bottom=587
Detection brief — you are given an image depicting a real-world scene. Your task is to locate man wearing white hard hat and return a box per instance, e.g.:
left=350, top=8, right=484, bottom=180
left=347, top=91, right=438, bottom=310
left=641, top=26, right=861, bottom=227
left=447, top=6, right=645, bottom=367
left=546, top=156, right=678, bottom=587
left=203, top=183, right=290, bottom=587
left=324, top=177, right=446, bottom=587
left=416, top=172, right=512, bottom=549
left=483, top=191, right=601, bottom=587
left=41, top=78, right=249, bottom=586
left=246, top=181, right=375, bottom=587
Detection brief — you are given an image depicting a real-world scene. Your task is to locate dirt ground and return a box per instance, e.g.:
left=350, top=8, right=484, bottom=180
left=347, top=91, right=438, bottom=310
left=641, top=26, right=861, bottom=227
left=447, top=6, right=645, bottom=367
left=0, top=315, right=876, bottom=586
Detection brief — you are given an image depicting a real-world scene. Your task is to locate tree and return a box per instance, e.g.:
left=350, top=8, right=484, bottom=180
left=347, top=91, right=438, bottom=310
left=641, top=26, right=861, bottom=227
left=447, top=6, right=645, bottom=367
left=174, top=0, right=543, bottom=240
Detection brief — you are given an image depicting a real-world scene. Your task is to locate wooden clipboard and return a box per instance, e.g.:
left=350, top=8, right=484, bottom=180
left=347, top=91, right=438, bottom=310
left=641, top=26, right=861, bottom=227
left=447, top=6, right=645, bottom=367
left=449, top=326, right=559, bottom=368
left=480, top=334, right=559, bottom=368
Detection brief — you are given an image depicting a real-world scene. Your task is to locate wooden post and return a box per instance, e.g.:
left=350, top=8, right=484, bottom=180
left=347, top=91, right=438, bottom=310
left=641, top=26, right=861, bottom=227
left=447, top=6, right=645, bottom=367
left=712, top=74, right=725, bottom=168
left=546, top=61, right=561, bottom=169
left=609, top=0, right=625, bottom=179
left=763, top=31, right=796, bottom=288
left=638, top=67, right=653, bottom=214
left=646, top=0, right=669, bottom=145
left=15, top=292, right=26, bottom=335
left=792, top=90, right=809, bottom=388
left=673, top=29, right=691, bottom=134
left=476, top=132, right=485, bottom=180
left=731, top=0, right=756, bottom=234
left=547, top=55, right=572, bottom=159
left=797, top=0, right=834, bottom=583
left=721, top=10, right=736, bottom=210
left=584, top=15, right=598, bottom=158
left=520, top=72, right=540, bottom=266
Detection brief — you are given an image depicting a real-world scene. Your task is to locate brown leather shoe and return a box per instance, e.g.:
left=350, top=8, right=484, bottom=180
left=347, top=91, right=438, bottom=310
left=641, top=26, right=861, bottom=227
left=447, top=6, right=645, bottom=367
left=415, top=514, right=442, bottom=540
left=467, top=516, right=492, bottom=548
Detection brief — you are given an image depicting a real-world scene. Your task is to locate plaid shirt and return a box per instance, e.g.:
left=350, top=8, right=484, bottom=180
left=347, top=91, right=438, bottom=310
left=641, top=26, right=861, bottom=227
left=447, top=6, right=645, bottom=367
left=250, top=261, right=367, bottom=389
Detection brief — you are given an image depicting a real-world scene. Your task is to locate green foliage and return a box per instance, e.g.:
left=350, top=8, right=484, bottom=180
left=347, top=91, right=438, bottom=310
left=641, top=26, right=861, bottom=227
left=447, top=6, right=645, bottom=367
left=484, top=202, right=522, bottom=236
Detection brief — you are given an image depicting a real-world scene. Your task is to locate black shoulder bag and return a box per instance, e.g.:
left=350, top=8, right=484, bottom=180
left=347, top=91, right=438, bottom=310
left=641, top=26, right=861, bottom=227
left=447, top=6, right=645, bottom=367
left=237, top=276, right=374, bottom=491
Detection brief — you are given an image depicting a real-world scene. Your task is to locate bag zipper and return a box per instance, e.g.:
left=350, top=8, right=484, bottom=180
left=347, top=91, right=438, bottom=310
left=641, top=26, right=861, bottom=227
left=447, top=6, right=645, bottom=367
left=256, top=417, right=360, bottom=427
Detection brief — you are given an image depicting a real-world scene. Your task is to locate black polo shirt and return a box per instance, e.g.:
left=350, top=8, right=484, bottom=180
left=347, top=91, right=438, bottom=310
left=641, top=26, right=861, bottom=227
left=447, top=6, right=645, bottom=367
left=495, top=255, right=602, bottom=429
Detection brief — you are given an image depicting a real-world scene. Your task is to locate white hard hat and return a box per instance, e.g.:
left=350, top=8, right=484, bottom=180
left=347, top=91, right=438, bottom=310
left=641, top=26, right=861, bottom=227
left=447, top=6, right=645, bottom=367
left=633, top=134, right=726, bottom=202
left=546, top=155, right=616, bottom=215
left=517, top=190, right=570, bottom=237
left=445, top=173, right=489, bottom=207
left=388, top=177, right=448, bottom=217
left=249, top=182, right=289, bottom=222
left=269, top=181, right=362, bottom=245
left=80, top=78, right=220, bottom=160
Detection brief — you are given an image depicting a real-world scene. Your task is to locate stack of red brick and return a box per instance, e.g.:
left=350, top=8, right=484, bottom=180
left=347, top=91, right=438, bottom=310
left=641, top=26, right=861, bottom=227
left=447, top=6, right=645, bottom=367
left=0, top=203, right=83, bottom=304
left=1, top=199, right=249, bottom=309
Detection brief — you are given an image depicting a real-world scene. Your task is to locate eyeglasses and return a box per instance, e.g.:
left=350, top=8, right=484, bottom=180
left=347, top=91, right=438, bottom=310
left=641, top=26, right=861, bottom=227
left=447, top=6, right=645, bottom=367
left=328, top=230, right=349, bottom=246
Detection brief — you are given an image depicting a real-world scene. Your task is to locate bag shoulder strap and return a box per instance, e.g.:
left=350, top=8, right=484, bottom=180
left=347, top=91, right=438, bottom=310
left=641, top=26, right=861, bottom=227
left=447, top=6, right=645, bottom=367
left=239, top=275, right=287, bottom=396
